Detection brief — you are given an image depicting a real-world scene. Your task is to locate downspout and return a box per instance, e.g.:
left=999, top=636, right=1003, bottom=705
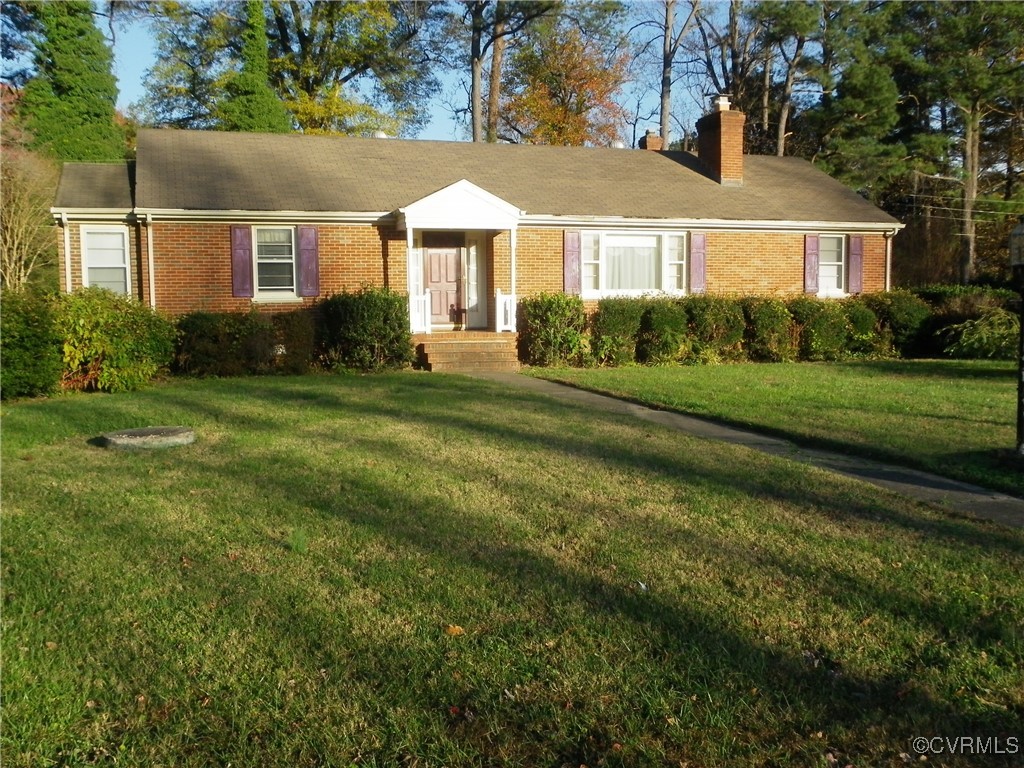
left=884, top=230, right=894, bottom=292
left=510, top=227, right=517, bottom=298
left=60, top=213, right=71, bottom=292
left=145, top=214, right=156, bottom=308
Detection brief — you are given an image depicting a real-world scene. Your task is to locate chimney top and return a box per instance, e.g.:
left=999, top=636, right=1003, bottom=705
left=638, top=129, right=663, bottom=151
left=713, top=94, right=731, bottom=113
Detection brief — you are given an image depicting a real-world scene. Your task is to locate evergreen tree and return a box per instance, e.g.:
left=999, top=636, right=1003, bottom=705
left=216, top=0, right=291, bottom=133
left=19, top=1, right=124, bottom=161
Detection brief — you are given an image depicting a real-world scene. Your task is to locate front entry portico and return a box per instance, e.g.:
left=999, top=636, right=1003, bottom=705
left=398, top=180, right=523, bottom=334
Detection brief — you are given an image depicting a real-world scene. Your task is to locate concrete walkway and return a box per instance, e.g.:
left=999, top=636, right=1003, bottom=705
left=471, top=372, right=1024, bottom=529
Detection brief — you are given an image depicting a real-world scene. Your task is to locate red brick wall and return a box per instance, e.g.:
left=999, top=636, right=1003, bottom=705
left=60, top=220, right=889, bottom=318
left=147, top=221, right=408, bottom=315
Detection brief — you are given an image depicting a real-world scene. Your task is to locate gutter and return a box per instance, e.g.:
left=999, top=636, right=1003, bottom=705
left=58, top=212, right=71, bottom=292
left=144, top=213, right=156, bottom=308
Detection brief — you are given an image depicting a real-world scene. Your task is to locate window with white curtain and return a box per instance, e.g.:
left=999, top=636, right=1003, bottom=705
left=581, top=232, right=688, bottom=298
left=254, top=227, right=296, bottom=294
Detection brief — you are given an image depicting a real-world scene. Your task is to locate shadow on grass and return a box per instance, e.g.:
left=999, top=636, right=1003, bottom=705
left=5, top=374, right=1024, bottom=765
left=847, top=359, right=1015, bottom=380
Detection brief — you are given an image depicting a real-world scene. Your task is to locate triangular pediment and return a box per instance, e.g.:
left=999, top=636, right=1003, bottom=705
left=397, top=179, right=522, bottom=231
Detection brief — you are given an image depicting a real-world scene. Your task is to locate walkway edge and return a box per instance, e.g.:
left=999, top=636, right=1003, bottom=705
left=469, top=372, right=1024, bottom=529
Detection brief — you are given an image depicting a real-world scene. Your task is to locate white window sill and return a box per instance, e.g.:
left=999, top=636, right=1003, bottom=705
left=252, top=294, right=305, bottom=304
left=816, top=291, right=849, bottom=300
left=581, top=289, right=687, bottom=300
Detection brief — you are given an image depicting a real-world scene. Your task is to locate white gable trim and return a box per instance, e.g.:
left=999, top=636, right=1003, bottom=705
left=397, top=179, right=522, bottom=232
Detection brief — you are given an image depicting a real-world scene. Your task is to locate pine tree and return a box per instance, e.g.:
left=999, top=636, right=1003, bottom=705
left=19, top=1, right=124, bottom=161
left=216, top=0, right=291, bottom=133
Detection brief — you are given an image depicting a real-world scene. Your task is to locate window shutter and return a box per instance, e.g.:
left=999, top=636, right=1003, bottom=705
left=847, top=235, right=863, bottom=294
left=296, top=225, right=320, bottom=297
left=563, top=230, right=581, bottom=295
left=231, top=225, right=253, bottom=298
left=804, top=235, right=819, bottom=295
left=689, top=233, right=707, bottom=294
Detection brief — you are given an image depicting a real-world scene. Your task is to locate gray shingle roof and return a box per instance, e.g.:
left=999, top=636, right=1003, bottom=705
left=54, top=161, right=135, bottom=209
left=56, top=129, right=899, bottom=226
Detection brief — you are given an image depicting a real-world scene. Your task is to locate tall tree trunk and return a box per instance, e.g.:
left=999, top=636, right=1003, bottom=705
left=470, top=1, right=487, bottom=142
left=761, top=43, right=770, bottom=134
left=959, top=101, right=980, bottom=284
left=728, top=0, right=741, bottom=95
left=486, top=13, right=507, bottom=143
left=775, top=37, right=804, bottom=157
left=660, top=0, right=675, bottom=143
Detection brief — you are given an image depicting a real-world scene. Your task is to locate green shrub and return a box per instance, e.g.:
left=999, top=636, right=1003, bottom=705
left=636, top=299, right=689, bottom=364
left=680, top=295, right=745, bottom=363
left=0, top=289, right=63, bottom=399
left=842, top=298, right=887, bottom=357
left=862, top=290, right=931, bottom=357
left=590, top=298, right=646, bottom=365
left=740, top=297, right=796, bottom=362
left=787, top=297, right=850, bottom=361
left=943, top=307, right=1019, bottom=360
left=913, top=284, right=1016, bottom=358
left=175, top=310, right=275, bottom=377
left=272, top=308, right=316, bottom=375
left=55, top=287, right=176, bottom=392
left=518, top=292, right=587, bottom=366
left=318, top=287, right=413, bottom=371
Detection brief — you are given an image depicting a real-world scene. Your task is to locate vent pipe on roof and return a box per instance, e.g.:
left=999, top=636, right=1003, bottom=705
left=372, top=130, right=389, bottom=139
left=610, top=140, right=625, bottom=149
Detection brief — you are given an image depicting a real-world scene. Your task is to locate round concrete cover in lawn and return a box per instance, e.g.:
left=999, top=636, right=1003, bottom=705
left=98, top=426, right=196, bottom=450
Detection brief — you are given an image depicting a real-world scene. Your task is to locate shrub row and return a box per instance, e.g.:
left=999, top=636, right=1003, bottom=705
left=1, top=287, right=176, bottom=398
left=1, top=286, right=414, bottom=400
left=174, top=287, right=413, bottom=376
left=519, top=287, right=1018, bottom=368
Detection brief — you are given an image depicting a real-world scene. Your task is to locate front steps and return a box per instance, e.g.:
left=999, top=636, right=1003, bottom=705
left=413, top=331, right=520, bottom=373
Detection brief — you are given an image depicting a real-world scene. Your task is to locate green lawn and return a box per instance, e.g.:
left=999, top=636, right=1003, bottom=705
left=3, top=374, right=1023, bottom=767
left=530, top=360, right=1023, bottom=497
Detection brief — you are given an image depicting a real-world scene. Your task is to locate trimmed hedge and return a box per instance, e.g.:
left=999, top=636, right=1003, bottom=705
left=0, top=289, right=63, bottom=399
left=681, top=295, right=746, bottom=363
left=862, top=290, right=931, bottom=357
left=636, top=299, right=688, bottom=364
left=55, top=287, right=176, bottom=392
left=740, top=297, right=796, bottom=362
left=842, top=298, right=887, bottom=357
left=590, top=298, right=645, bottom=365
left=318, top=287, right=413, bottom=372
left=174, top=310, right=276, bottom=377
left=519, top=293, right=587, bottom=366
left=787, top=297, right=851, bottom=362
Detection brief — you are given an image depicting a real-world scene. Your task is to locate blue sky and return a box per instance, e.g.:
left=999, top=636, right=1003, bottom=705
left=111, top=20, right=466, bottom=142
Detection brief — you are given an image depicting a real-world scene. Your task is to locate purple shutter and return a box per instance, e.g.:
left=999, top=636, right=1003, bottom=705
left=689, top=233, right=706, bottom=294
left=296, top=225, right=320, bottom=297
left=847, top=235, right=863, bottom=294
left=563, top=230, right=581, bottom=294
left=231, top=225, right=253, bottom=298
left=804, top=235, right=819, bottom=295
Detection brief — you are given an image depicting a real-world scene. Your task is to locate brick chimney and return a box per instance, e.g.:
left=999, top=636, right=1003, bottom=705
left=695, top=95, right=745, bottom=186
left=638, top=129, right=663, bottom=151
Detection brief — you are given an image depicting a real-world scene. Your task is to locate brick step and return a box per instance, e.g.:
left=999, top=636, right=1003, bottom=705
left=417, top=341, right=518, bottom=354
left=424, top=352, right=520, bottom=365
left=413, top=332, right=517, bottom=342
left=426, top=359, right=521, bottom=373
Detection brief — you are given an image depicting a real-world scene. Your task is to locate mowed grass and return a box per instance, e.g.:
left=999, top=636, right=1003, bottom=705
left=2, top=374, right=1022, bottom=767
left=530, top=360, right=1023, bottom=497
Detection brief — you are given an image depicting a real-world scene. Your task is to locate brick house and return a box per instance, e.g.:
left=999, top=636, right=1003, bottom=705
left=53, top=96, right=902, bottom=344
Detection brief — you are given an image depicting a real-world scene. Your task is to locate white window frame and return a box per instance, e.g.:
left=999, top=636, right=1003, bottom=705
left=81, top=225, right=130, bottom=295
left=580, top=231, right=688, bottom=299
left=252, top=225, right=301, bottom=302
left=817, top=234, right=847, bottom=298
